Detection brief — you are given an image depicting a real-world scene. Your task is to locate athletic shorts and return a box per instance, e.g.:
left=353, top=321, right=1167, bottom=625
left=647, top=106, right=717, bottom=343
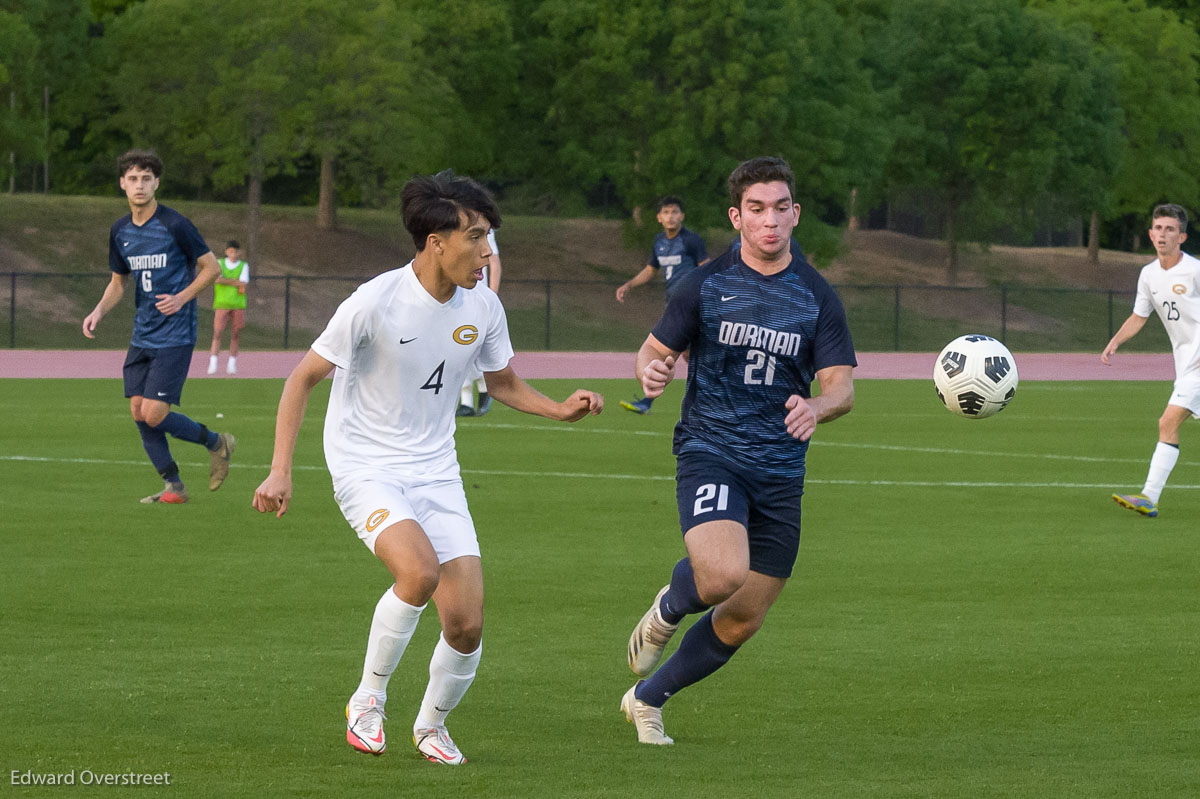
left=675, top=451, right=804, bottom=579
left=333, top=475, right=480, bottom=562
left=123, top=344, right=194, bottom=405
left=1169, top=371, right=1200, bottom=418
left=213, top=308, right=246, bottom=331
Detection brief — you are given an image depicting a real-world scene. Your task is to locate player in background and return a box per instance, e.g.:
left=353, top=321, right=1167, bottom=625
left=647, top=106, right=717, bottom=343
left=615, top=196, right=709, bottom=414
left=82, top=149, right=235, bottom=504
left=251, top=171, right=603, bottom=765
left=1103, top=203, right=1200, bottom=517
left=619, top=156, right=856, bottom=745
left=457, top=228, right=502, bottom=416
left=208, top=240, right=250, bottom=375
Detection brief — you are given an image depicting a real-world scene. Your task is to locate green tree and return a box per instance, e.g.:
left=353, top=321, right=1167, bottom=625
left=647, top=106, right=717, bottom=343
left=878, top=0, right=1121, bottom=280
left=0, top=10, right=40, bottom=192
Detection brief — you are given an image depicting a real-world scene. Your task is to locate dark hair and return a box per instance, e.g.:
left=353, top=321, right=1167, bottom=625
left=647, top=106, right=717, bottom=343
left=1152, top=203, right=1189, bottom=234
left=226, top=240, right=240, bottom=249
left=728, top=156, right=795, bottom=208
left=401, top=170, right=501, bottom=251
left=657, top=195, right=684, bottom=212
left=117, top=149, right=163, bottom=179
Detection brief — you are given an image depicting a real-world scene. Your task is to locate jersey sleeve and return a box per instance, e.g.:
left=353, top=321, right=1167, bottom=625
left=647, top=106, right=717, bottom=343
left=238, top=262, right=250, bottom=283
left=688, top=232, right=709, bottom=264
left=108, top=221, right=129, bottom=274
left=651, top=272, right=703, bottom=352
left=167, top=213, right=212, bottom=266
left=312, top=286, right=375, bottom=370
left=478, top=294, right=515, bottom=373
left=811, top=278, right=858, bottom=370
left=1132, top=268, right=1154, bottom=318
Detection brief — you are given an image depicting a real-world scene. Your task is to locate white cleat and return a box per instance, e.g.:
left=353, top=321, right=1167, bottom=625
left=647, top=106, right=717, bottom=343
left=620, top=683, right=673, bottom=745
left=207, top=356, right=218, bottom=375
left=346, top=695, right=387, bottom=755
left=628, top=585, right=679, bottom=677
left=413, top=725, right=467, bottom=765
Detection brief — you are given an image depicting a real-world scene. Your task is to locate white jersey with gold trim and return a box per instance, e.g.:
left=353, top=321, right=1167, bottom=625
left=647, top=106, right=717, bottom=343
left=312, top=262, right=513, bottom=481
left=1133, top=252, right=1200, bottom=378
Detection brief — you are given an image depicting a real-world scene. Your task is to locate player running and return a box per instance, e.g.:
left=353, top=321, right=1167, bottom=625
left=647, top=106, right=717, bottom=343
left=1103, top=203, right=1200, bottom=517
left=619, top=156, right=856, bottom=745
left=251, top=170, right=603, bottom=765
left=82, top=149, right=235, bottom=504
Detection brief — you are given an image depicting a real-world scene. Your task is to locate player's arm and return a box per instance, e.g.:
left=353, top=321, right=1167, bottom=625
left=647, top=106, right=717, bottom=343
left=1101, top=313, right=1149, bottom=364
left=82, top=272, right=129, bottom=338
left=636, top=333, right=682, bottom=399
left=616, top=264, right=656, bottom=302
left=252, top=349, right=336, bottom=518
left=483, top=365, right=603, bottom=422
left=487, top=251, right=501, bottom=292
left=155, top=251, right=220, bottom=316
left=784, top=365, right=854, bottom=442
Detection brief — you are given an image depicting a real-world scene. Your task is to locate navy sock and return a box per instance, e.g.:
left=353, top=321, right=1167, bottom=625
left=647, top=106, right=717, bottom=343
left=136, top=421, right=179, bottom=483
left=157, top=412, right=218, bottom=449
left=660, top=558, right=707, bottom=624
left=636, top=611, right=739, bottom=708
left=643, top=396, right=655, bottom=407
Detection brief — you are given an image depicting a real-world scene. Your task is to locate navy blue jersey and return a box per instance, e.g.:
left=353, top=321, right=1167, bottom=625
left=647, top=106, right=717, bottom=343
left=649, top=227, right=708, bottom=299
left=652, top=243, right=856, bottom=478
left=109, top=205, right=211, bottom=348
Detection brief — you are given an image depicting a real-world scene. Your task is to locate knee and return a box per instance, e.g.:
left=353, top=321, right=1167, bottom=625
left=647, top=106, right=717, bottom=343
left=715, top=613, right=765, bottom=647
left=693, top=568, right=745, bottom=607
left=442, top=614, right=483, bottom=653
left=393, top=566, right=440, bottom=606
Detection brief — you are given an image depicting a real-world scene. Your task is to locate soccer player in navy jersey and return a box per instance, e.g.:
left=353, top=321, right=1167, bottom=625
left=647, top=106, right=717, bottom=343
left=82, top=150, right=235, bottom=504
left=615, top=196, right=709, bottom=414
left=620, top=156, right=856, bottom=745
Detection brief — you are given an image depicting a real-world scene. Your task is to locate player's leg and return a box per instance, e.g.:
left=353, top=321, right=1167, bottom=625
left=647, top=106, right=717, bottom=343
left=457, top=379, right=475, bottom=416
left=473, top=378, right=491, bottom=416
left=413, top=555, right=482, bottom=765
left=1114, top=402, right=1193, bottom=516
left=209, top=310, right=229, bottom=374
left=124, top=347, right=186, bottom=502
left=346, top=518, right=440, bottom=755
left=227, top=310, right=244, bottom=374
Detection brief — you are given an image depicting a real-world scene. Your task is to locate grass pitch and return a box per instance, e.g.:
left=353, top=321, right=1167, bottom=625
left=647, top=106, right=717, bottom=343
left=2, top=377, right=1198, bottom=797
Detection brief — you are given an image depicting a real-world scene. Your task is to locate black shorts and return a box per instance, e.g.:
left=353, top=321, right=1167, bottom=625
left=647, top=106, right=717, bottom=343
left=123, top=344, right=194, bottom=405
left=675, top=451, right=804, bottom=578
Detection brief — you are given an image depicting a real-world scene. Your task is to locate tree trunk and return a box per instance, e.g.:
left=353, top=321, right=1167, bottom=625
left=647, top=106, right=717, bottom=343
left=42, top=85, right=49, bottom=193
left=945, top=203, right=959, bottom=285
left=847, top=187, right=860, bottom=231
left=247, top=164, right=263, bottom=271
left=1087, top=210, right=1100, bottom=266
left=317, top=154, right=336, bottom=230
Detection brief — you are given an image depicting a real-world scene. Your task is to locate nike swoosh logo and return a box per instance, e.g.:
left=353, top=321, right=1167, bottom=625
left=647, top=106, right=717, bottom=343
left=435, top=705, right=453, bottom=712
left=400, top=337, right=417, bottom=344
left=721, top=295, right=737, bottom=302
left=157, top=392, right=168, bottom=397
left=368, top=729, right=384, bottom=744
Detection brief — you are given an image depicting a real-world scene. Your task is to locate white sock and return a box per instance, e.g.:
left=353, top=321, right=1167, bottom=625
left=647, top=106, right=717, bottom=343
left=226, top=355, right=237, bottom=374
left=474, top=378, right=486, bottom=394
left=414, top=634, right=481, bottom=730
left=1142, top=442, right=1180, bottom=504
left=354, top=588, right=426, bottom=701
left=207, top=354, right=218, bottom=374
left=460, top=383, right=473, bottom=406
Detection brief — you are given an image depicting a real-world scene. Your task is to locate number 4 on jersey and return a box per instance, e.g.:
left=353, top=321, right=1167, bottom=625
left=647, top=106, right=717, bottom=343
left=421, top=361, right=446, bottom=394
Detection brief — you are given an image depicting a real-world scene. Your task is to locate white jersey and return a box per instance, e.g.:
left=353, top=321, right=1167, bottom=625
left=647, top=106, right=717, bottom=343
left=1133, top=252, right=1200, bottom=378
left=312, top=262, right=514, bottom=481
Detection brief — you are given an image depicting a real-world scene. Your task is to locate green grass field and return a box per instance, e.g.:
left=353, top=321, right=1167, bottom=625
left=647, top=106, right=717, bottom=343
left=2, top=377, right=1198, bottom=797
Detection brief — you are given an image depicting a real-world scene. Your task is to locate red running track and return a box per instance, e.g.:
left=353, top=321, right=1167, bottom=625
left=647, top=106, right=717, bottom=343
left=0, top=349, right=1175, bottom=381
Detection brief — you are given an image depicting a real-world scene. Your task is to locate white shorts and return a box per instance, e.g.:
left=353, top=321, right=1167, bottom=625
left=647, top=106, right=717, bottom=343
left=333, top=476, right=480, bottom=563
left=1169, top=371, right=1200, bottom=418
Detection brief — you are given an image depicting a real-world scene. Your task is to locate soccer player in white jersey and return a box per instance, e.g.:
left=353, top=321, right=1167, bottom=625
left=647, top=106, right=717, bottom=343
left=457, top=228, right=502, bottom=416
left=251, top=171, right=603, bottom=765
left=1103, top=203, right=1200, bottom=517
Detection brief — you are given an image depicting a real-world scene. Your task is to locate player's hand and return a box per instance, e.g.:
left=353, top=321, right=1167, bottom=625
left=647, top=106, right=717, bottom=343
left=784, top=394, right=817, bottom=441
left=82, top=310, right=101, bottom=339
left=155, top=293, right=184, bottom=316
left=558, top=390, right=604, bottom=421
left=252, top=471, right=293, bottom=519
left=1100, top=343, right=1116, bottom=365
left=641, top=356, right=675, bottom=398
left=615, top=284, right=629, bottom=303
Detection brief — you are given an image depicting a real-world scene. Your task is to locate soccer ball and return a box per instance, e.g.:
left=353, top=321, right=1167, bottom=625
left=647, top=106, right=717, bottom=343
left=933, top=335, right=1018, bottom=419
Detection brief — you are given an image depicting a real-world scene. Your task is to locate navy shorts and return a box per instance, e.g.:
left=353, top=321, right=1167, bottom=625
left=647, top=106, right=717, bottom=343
left=675, top=451, right=804, bottom=578
left=123, top=344, right=194, bottom=405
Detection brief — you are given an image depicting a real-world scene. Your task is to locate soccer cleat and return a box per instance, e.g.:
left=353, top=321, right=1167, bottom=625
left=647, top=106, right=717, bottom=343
left=620, top=683, right=673, bottom=745
left=1112, top=493, right=1158, bottom=517
left=346, top=695, right=387, bottom=755
left=226, top=356, right=237, bottom=375
left=413, top=725, right=466, bottom=765
left=455, top=404, right=475, bottom=418
left=140, top=482, right=188, bottom=504
left=208, top=432, right=235, bottom=491
left=475, top=393, right=492, bottom=417
left=207, top=355, right=218, bottom=375
left=628, top=585, right=679, bottom=677
left=619, top=397, right=652, bottom=415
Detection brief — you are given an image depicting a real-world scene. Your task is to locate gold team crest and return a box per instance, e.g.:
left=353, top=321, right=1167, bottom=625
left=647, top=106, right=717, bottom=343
left=453, top=325, right=479, bottom=345
left=1172, top=284, right=1187, bottom=295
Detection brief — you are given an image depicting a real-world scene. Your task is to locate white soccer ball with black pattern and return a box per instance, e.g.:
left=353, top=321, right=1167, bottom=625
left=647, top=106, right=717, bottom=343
left=933, top=335, right=1018, bottom=419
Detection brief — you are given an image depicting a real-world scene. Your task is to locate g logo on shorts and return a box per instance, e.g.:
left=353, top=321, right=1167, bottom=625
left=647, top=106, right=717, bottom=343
left=453, top=325, right=479, bottom=345
left=366, top=508, right=390, bottom=532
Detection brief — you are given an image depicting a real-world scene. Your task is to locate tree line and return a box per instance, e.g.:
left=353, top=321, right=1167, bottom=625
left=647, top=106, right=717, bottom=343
left=3, top=0, right=1200, bottom=275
